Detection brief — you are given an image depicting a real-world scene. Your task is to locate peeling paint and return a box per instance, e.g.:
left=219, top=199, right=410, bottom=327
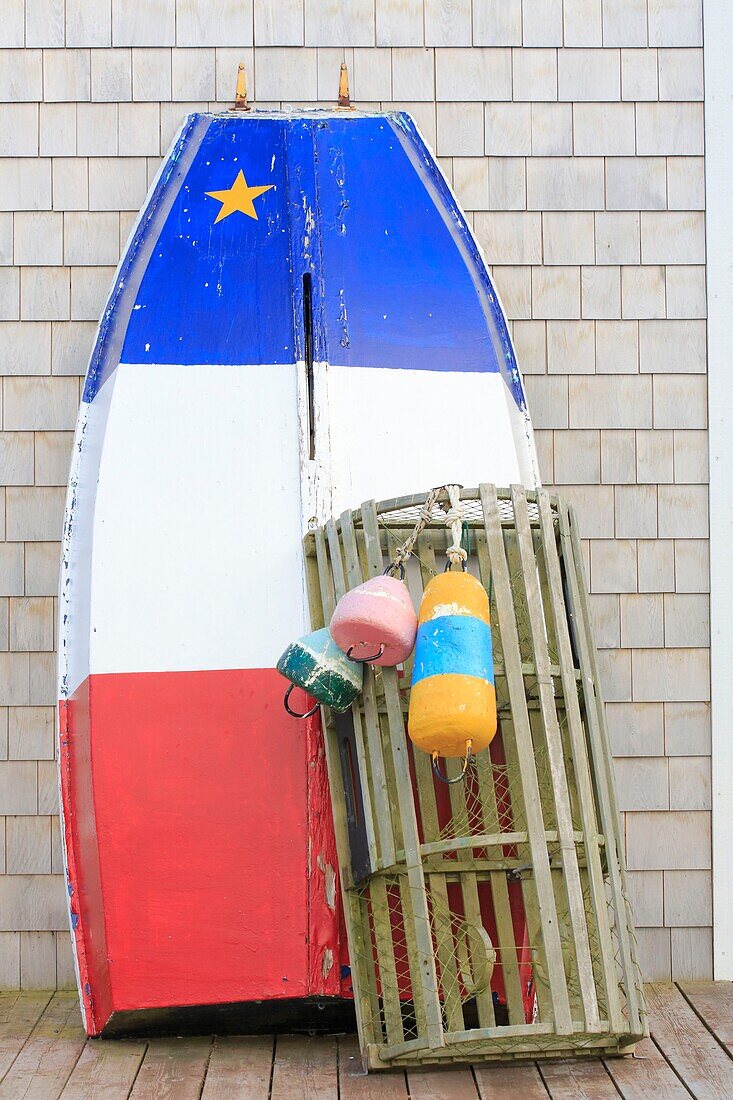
left=324, top=863, right=337, bottom=912
left=337, top=288, right=349, bottom=348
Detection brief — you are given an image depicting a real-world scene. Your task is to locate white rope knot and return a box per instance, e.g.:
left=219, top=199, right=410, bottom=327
left=444, top=484, right=467, bottom=567
left=385, top=485, right=468, bottom=574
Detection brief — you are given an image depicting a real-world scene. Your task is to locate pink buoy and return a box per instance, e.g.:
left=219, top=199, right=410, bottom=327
left=330, top=574, right=418, bottom=667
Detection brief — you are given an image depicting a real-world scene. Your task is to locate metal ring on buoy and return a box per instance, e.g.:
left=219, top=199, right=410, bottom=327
left=384, top=562, right=406, bottom=580
left=283, top=683, right=320, bottom=719
left=431, top=743, right=473, bottom=784
left=346, top=644, right=385, bottom=664
left=444, top=558, right=468, bottom=572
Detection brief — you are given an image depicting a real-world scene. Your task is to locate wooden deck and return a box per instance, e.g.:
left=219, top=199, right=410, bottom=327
left=1, top=983, right=732, bottom=1097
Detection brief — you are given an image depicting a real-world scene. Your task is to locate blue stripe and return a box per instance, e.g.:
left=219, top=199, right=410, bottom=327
left=314, top=113, right=526, bottom=408
left=411, top=615, right=494, bottom=686
left=82, top=110, right=528, bottom=413
left=391, top=113, right=526, bottom=410
left=83, top=113, right=210, bottom=402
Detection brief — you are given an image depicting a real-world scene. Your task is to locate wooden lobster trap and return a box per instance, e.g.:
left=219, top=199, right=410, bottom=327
left=303, top=485, right=647, bottom=1069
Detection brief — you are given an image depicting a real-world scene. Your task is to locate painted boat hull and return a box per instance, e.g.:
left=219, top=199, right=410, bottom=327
left=59, top=109, right=539, bottom=1034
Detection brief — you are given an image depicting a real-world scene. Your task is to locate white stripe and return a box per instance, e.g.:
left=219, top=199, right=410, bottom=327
left=87, top=363, right=307, bottom=680
left=66, top=361, right=538, bottom=686
left=325, top=365, right=537, bottom=513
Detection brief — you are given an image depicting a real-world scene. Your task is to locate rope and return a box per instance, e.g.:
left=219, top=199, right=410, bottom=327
left=386, top=486, right=443, bottom=574
left=386, top=484, right=469, bottom=575
left=444, top=484, right=468, bottom=568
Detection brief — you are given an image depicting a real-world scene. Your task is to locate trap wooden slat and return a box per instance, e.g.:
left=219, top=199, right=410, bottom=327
left=511, top=486, right=599, bottom=1034
left=477, top=532, right=550, bottom=1029
left=480, top=484, right=572, bottom=1037
left=327, top=515, right=396, bottom=871
left=306, top=486, right=646, bottom=1069
left=414, top=532, right=489, bottom=1035
left=472, top=530, right=532, bottom=1028
left=407, top=694, right=467, bottom=1035
left=558, top=502, right=645, bottom=1039
left=369, top=877, right=407, bottom=1048
left=535, top=490, right=621, bottom=1033
left=304, top=543, right=382, bottom=1048
left=360, top=499, right=445, bottom=1053
left=443, top=760, right=497, bottom=1031
left=479, top=524, right=555, bottom=1030
left=339, top=509, right=381, bottom=873
left=333, top=511, right=410, bottom=1049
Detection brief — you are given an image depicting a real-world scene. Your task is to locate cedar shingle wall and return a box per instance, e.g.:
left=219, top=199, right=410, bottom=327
left=0, top=0, right=709, bottom=987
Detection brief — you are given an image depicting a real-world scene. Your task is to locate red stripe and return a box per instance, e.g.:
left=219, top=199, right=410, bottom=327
left=60, top=668, right=343, bottom=1032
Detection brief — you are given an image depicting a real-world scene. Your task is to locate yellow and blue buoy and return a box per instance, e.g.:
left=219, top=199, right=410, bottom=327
left=408, top=570, right=497, bottom=761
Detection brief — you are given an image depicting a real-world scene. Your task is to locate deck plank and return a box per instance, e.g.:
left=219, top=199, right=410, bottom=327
left=406, top=1066, right=479, bottom=1099
left=603, top=1037, right=690, bottom=1098
left=199, top=1036, right=273, bottom=1099
left=678, top=981, right=733, bottom=1053
left=0, top=992, right=85, bottom=1100
left=538, top=1059, right=618, bottom=1098
left=6, top=985, right=733, bottom=1096
left=58, top=1038, right=147, bottom=1099
left=0, top=992, right=53, bottom=1082
left=338, top=1035, right=408, bottom=1097
left=129, top=1036, right=212, bottom=1099
left=645, top=982, right=733, bottom=1098
left=473, top=1061, right=549, bottom=1098
left=270, top=1035, right=338, bottom=1100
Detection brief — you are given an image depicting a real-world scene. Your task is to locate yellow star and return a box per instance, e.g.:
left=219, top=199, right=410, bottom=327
left=205, top=169, right=274, bottom=224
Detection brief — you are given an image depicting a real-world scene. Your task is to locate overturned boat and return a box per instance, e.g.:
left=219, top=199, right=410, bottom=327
left=58, top=102, right=539, bottom=1034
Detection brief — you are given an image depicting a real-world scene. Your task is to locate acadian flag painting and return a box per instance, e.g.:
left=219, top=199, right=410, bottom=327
left=58, top=110, right=539, bottom=1034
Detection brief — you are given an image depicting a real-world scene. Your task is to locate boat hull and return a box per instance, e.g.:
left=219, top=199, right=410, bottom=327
left=59, top=108, right=539, bottom=1033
